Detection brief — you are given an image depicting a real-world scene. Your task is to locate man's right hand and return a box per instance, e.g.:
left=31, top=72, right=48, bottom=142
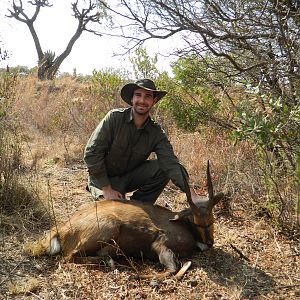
left=102, top=185, right=124, bottom=200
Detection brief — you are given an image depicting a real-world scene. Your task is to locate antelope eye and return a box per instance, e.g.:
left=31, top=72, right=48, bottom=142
left=195, top=223, right=213, bottom=229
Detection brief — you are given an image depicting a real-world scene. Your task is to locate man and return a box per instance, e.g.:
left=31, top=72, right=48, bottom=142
left=84, top=78, right=197, bottom=202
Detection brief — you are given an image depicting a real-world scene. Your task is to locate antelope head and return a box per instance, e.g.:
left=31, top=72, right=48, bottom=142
left=173, top=161, right=224, bottom=250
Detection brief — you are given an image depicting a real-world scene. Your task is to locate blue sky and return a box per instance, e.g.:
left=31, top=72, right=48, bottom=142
left=0, top=0, right=174, bottom=75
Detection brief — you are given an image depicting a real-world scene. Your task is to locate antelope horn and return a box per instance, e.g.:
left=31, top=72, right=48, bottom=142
left=206, top=160, right=214, bottom=204
left=180, top=165, right=199, bottom=214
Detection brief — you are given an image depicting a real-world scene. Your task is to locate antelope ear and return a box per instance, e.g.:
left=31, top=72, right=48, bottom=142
left=212, top=192, right=225, bottom=206
left=169, top=208, right=192, bottom=221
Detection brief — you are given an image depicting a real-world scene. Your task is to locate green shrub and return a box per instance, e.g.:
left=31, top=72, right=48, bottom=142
left=157, top=58, right=222, bottom=132
left=161, top=54, right=300, bottom=232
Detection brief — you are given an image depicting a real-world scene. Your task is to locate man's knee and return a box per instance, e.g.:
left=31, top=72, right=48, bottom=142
left=145, top=160, right=167, bottom=180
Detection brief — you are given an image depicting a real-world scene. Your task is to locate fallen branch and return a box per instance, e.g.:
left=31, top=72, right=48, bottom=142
left=230, top=244, right=250, bottom=262
left=277, top=284, right=300, bottom=289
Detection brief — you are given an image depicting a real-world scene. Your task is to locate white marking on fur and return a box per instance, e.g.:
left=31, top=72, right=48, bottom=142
left=196, top=242, right=209, bottom=251
left=108, top=257, right=116, bottom=270
left=47, top=236, right=61, bottom=255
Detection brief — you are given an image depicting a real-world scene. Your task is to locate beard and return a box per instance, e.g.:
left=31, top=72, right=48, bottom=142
left=132, top=103, right=151, bottom=115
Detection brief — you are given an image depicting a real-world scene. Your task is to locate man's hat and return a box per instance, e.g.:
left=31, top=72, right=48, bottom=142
left=120, top=79, right=167, bottom=105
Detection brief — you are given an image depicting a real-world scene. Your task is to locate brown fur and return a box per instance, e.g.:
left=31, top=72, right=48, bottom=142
left=25, top=162, right=224, bottom=278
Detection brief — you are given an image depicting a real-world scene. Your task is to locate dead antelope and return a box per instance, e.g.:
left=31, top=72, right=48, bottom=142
left=25, top=161, right=224, bottom=278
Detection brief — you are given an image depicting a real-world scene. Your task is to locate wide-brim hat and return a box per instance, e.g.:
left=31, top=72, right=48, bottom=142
left=121, top=79, right=167, bottom=105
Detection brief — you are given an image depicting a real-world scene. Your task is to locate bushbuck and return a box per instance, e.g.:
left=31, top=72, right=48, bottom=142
left=25, top=161, right=224, bottom=278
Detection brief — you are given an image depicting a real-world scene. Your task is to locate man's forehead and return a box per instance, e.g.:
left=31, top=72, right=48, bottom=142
left=134, top=88, right=154, bottom=96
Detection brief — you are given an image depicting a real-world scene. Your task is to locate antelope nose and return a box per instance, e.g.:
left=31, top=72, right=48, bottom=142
left=206, top=240, right=213, bottom=248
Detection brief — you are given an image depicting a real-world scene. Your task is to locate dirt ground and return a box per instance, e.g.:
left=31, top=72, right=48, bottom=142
left=1, top=158, right=299, bottom=299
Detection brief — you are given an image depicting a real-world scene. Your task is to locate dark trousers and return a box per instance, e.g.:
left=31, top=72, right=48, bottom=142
left=87, top=160, right=169, bottom=203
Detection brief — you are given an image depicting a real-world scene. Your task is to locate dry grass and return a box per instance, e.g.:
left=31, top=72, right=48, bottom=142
left=1, top=77, right=299, bottom=299
left=1, top=131, right=299, bottom=299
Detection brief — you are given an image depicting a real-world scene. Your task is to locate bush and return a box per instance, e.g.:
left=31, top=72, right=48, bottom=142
left=0, top=71, right=48, bottom=230
left=161, top=55, right=300, bottom=233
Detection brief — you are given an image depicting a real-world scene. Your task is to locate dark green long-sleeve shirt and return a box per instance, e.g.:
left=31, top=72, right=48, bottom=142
left=84, top=107, right=187, bottom=191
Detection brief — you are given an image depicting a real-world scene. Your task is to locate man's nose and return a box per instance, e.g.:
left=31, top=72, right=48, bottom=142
left=139, top=96, right=147, bottom=103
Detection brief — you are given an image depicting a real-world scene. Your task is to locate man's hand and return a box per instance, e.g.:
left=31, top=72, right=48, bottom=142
left=102, top=185, right=124, bottom=200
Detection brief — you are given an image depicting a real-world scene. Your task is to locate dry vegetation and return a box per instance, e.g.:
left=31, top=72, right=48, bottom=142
left=1, top=76, right=299, bottom=299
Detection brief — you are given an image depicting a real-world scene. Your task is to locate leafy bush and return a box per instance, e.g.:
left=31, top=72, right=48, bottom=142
left=90, top=68, right=127, bottom=110
left=129, top=46, right=159, bottom=79
left=157, top=56, right=222, bottom=132
left=232, top=94, right=300, bottom=169
left=231, top=92, right=300, bottom=231
left=160, top=54, right=299, bottom=232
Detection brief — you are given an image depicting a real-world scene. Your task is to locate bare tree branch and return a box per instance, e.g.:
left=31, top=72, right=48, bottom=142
left=98, top=0, right=300, bottom=102
left=6, top=0, right=108, bottom=79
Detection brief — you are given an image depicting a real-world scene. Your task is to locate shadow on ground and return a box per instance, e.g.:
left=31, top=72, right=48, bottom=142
left=192, top=247, right=275, bottom=299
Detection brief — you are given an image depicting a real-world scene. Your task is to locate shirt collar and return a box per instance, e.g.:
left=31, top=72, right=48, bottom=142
left=126, top=107, right=152, bottom=131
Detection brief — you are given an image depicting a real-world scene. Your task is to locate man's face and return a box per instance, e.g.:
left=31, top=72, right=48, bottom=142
left=131, top=88, right=157, bottom=116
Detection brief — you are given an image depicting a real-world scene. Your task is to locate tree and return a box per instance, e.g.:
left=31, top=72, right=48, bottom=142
left=99, top=0, right=300, bottom=229
left=7, top=0, right=108, bottom=80
left=100, top=0, right=300, bottom=169
left=129, top=46, right=159, bottom=79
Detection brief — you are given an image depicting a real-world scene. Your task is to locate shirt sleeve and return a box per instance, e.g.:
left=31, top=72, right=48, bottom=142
left=83, top=111, right=114, bottom=188
left=154, top=133, right=188, bottom=192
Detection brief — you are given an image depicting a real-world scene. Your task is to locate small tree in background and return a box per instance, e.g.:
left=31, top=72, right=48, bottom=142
left=129, top=46, right=159, bottom=79
left=7, top=0, right=109, bottom=80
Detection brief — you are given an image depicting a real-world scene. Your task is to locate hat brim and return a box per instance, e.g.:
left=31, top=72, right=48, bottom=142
left=121, top=83, right=167, bottom=105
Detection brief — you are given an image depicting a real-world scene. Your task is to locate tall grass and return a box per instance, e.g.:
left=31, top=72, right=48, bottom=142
left=0, top=71, right=48, bottom=231
left=7, top=72, right=299, bottom=235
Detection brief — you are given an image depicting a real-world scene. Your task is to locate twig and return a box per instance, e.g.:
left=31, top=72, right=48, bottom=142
left=272, top=230, right=282, bottom=254
left=230, top=244, right=250, bottom=261
left=252, top=252, right=260, bottom=269
left=27, top=291, right=44, bottom=299
left=0, top=257, right=26, bottom=286
left=276, top=284, right=300, bottom=289
left=287, top=253, right=300, bottom=258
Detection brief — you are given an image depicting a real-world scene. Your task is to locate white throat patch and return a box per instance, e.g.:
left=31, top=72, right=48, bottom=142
left=196, top=242, right=209, bottom=251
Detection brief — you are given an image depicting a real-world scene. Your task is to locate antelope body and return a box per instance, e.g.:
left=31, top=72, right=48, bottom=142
left=26, top=162, right=224, bottom=277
